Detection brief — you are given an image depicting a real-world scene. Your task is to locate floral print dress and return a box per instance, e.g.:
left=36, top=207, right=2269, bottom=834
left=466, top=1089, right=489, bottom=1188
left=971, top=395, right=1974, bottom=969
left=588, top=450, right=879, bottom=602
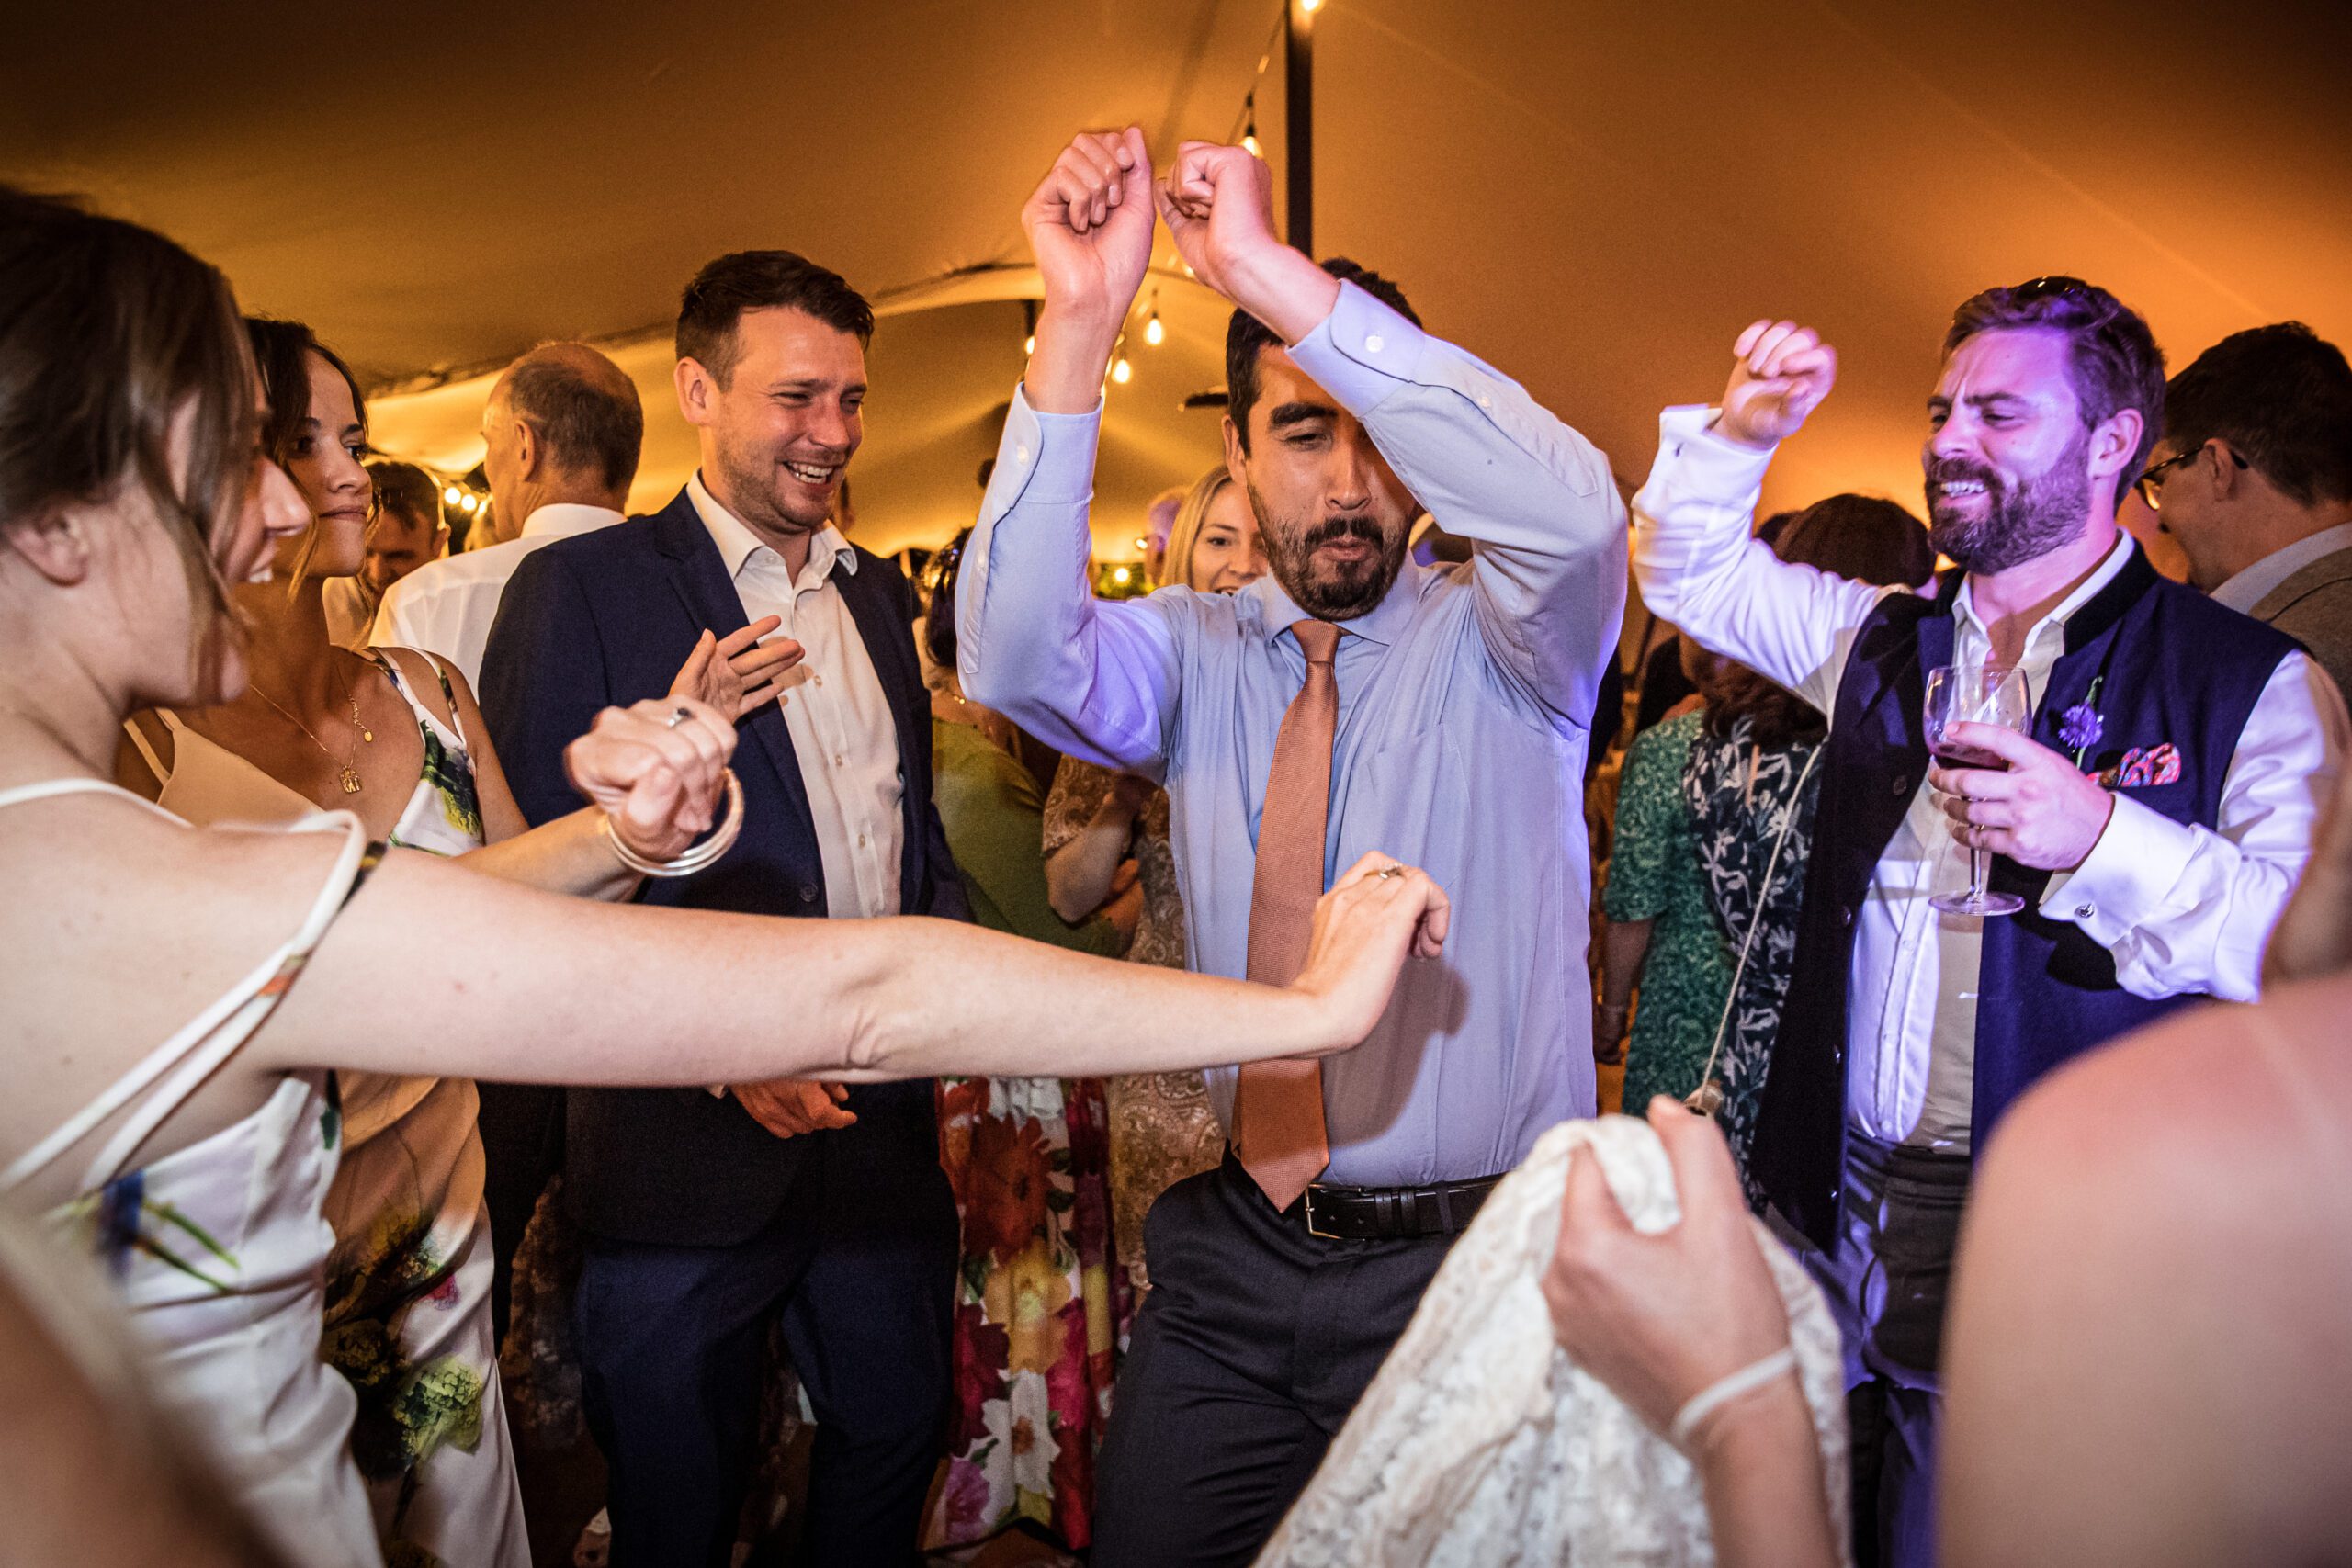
left=927, top=717, right=1134, bottom=1551
left=1679, top=715, right=1825, bottom=1190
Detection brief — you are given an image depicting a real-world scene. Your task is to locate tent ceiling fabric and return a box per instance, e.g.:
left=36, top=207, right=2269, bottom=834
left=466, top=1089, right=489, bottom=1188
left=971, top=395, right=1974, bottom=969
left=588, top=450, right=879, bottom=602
left=7, top=0, right=2347, bottom=558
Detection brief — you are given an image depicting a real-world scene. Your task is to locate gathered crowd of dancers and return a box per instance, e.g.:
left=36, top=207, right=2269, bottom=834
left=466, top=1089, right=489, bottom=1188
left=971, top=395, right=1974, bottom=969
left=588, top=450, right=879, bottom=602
left=3, top=122, right=2350, bottom=1568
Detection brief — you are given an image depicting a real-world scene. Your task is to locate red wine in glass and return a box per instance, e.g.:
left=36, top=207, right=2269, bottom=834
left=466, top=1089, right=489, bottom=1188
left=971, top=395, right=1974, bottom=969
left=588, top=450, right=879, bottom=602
left=1923, top=664, right=2030, bottom=916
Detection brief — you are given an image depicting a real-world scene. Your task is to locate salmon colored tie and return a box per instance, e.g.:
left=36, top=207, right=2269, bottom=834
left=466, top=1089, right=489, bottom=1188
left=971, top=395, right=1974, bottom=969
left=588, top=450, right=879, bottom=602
left=1235, top=618, right=1343, bottom=1211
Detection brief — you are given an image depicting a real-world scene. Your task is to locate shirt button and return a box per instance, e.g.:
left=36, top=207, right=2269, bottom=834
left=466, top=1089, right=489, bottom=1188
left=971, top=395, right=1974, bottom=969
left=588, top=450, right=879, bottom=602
left=857, top=832, right=868, bottom=849
left=1364, top=333, right=1385, bottom=354
left=834, top=754, right=845, bottom=768
left=1891, top=774, right=1911, bottom=796
left=1477, top=393, right=1493, bottom=409
left=1015, top=445, right=1031, bottom=464
left=1840, top=904, right=1856, bottom=929
left=811, top=673, right=824, bottom=688
left=2075, top=903, right=2096, bottom=919
left=798, top=883, right=819, bottom=903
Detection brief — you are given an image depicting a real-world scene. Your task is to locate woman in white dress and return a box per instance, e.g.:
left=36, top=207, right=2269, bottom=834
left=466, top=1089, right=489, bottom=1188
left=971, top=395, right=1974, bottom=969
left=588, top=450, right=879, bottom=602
left=0, top=188, right=1448, bottom=1568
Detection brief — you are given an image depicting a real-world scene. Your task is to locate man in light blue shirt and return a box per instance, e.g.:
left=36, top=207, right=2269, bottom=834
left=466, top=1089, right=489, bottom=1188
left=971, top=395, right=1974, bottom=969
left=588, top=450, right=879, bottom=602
left=958, top=129, right=1627, bottom=1562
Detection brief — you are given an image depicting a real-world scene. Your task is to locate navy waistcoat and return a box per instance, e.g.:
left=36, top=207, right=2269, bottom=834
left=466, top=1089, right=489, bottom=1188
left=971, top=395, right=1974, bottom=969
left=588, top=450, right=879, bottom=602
left=1751, top=547, right=2296, bottom=1247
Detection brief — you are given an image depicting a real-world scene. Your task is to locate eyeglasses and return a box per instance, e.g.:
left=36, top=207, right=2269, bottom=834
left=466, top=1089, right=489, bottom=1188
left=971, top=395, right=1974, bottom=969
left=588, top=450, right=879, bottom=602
left=2135, top=442, right=2249, bottom=511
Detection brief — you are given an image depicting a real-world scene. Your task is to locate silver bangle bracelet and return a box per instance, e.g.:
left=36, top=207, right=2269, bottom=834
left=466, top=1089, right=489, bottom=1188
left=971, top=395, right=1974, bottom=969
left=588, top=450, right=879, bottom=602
left=1668, top=1345, right=1797, bottom=1450
left=599, top=769, right=745, bottom=878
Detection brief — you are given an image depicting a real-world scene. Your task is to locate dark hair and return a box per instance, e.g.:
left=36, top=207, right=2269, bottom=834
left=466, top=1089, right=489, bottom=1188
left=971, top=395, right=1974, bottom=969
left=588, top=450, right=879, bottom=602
left=1702, top=493, right=1935, bottom=749
left=243, top=317, right=365, bottom=468
left=1944, top=276, right=2166, bottom=496
left=676, top=251, right=874, bottom=389
left=367, top=460, right=441, bottom=534
left=504, top=345, right=644, bottom=492
left=1227, top=258, right=1421, bottom=452
left=2165, top=322, right=2352, bottom=508
left=0, top=187, right=252, bottom=634
left=921, top=527, right=972, bottom=671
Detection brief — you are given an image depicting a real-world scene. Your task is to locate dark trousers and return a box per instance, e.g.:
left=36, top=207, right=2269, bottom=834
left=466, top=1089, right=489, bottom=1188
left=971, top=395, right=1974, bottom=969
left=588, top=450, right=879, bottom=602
left=1092, top=1151, right=1457, bottom=1568
left=1771, top=1132, right=1971, bottom=1568
left=475, top=1080, right=563, bottom=1351
left=573, top=1102, right=957, bottom=1568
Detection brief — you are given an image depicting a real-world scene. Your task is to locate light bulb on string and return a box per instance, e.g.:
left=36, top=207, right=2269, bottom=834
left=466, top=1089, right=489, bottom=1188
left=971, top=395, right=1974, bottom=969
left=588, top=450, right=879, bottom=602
left=1144, top=310, right=1165, bottom=347
left=1112, top=356, right=1134, bottom=385
left=460, top=493, right=481, bottom=513
left=443, top=485, right=464, bottom=507
left=1023, top=333, right=1036, bottom=355
left=1301, top=0, right=1322, bottom=12
left=1242, top=95, right=1261, bottom=159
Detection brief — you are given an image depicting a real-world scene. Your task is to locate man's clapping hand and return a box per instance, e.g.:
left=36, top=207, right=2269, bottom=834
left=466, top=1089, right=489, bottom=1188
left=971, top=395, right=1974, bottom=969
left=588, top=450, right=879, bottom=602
left=1713, top=320, right=1839, bottom=450
left=1156, top=140, right=1336, bottom=344
left=730, top=1077, right=857, bottom=1139
left=669, top=616, right=804, bottom=722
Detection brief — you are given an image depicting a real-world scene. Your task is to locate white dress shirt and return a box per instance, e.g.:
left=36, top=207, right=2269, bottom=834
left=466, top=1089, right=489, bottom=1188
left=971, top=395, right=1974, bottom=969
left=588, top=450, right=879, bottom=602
left=368, top=502, right=623, bottom=688
left=688, top=472, right=901, bottom=921
left=2212, top=521, right=2352, bottom=614
left=1633, top=405, right=2348, bottom=1150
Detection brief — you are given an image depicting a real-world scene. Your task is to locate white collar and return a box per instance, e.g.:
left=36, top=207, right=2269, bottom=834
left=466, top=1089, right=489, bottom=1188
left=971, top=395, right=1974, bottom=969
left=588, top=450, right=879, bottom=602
left=1952, top=530, right=2136, bottom=650
left=2211, top=521, right=2352, bottom=614
left=687, top=471, right=855, bottom=583
left=518, top=502, right=625, bottom=541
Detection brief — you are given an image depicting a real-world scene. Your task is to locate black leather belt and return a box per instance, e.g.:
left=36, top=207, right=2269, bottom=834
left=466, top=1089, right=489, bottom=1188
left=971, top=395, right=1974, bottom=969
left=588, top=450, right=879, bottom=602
left=1296, top=1174, right=1502, bottom=1241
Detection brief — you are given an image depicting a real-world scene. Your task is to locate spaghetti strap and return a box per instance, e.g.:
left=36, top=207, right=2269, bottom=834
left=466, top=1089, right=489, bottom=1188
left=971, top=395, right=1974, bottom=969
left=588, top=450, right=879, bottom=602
left=0, top=806, right=379, bottom=1192
left=0, top=775, right=182, bottom=818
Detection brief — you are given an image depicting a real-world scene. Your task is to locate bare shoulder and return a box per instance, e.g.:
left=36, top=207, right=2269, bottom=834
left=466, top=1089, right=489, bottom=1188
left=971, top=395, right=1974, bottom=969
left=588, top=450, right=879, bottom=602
left=1944, top=981, right=2352, bottom=1566
left=0, top=797, right=352, bottom=1201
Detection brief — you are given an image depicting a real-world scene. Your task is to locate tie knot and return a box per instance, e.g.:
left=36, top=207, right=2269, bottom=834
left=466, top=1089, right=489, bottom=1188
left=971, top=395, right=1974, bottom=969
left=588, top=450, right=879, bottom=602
left=1293, top=619, right=1342, bottom=665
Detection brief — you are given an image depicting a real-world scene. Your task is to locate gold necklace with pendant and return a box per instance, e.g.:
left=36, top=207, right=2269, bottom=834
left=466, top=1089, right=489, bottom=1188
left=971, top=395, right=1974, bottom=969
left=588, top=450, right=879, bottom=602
left=248, top=659, right=374, bottom=795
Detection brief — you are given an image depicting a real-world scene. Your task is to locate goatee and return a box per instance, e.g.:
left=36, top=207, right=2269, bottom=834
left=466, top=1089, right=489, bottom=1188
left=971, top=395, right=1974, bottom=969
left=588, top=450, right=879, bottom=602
left=1255, top=489, right=1408, bottom=622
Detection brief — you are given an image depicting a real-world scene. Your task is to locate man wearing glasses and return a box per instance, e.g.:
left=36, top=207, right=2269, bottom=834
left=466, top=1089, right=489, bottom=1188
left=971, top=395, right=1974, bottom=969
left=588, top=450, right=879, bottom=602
left=2138, top=322, right=2352, bottom=700
left=1631, top=278, right=2346, bottom=1566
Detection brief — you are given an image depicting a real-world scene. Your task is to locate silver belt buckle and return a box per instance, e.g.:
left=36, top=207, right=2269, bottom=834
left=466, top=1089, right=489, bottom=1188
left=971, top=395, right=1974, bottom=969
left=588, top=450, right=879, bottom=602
left=1302, top=1185, right=1340, bottom=1240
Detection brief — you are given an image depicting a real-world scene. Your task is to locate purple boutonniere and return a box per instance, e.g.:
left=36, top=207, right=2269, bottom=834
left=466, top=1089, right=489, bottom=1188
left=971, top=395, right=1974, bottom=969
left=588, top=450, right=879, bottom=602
left=2059, top=676, right=2106, bottom=765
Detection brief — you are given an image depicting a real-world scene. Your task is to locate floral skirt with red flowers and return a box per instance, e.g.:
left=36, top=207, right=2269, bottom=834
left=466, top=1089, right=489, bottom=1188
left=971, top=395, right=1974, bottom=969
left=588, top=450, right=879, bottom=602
left=924, top=1075, right=1134, bottom=1551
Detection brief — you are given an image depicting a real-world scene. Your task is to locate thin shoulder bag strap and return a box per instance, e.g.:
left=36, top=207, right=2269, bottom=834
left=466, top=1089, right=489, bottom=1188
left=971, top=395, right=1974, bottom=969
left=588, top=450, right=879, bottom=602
left=0, top=811, right=371, bottom=1192
left=371, top=646, right=468, bottom=747
left=1690, top=737, right=1824, bottom=1111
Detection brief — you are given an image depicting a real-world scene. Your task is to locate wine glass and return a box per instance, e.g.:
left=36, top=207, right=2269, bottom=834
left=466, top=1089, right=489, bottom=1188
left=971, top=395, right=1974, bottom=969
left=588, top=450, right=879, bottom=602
left=1924, top=664, right=2030, bottom=917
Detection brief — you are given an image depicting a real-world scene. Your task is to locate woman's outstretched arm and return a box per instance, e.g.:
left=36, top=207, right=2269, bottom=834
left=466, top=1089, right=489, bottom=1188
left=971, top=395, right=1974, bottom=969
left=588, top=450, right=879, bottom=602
left=252, top=843, right=1446, bottom=1089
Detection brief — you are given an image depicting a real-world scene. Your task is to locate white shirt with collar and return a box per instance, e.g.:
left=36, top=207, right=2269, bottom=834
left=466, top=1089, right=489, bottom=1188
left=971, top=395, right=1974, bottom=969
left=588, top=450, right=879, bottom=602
left=688, top=471, right=902, bottom=921
left=369, top=502, right=623, bottom=688
left=2211, top=520, right=2352, bottom=615
left=1633, top=405, right=2348, bottom=1152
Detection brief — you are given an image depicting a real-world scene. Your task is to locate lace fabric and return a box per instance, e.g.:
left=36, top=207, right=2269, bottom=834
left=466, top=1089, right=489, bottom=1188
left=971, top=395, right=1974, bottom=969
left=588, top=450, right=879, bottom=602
left=1258, top=1115, right=1850, bottom=1567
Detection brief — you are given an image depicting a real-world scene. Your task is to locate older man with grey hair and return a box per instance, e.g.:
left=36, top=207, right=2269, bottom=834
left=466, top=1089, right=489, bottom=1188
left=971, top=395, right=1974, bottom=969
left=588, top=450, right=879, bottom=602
left=370, top=340, right=644, bottom=685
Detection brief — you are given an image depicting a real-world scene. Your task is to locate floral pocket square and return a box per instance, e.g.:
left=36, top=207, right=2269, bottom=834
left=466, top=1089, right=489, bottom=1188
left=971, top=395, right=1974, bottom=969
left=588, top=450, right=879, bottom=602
left=2095, top=743, right=2181, bottom=790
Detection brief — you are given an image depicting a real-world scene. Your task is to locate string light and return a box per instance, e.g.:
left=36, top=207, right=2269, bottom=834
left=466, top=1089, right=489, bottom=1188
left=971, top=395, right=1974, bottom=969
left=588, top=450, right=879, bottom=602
left=459, top=493, right=481, bottom=513
left=1023, top=333, right=1036, bottom=355
left=443, top=485, right=463, bottom=506
left=1112, top=356, right=1134, bottom=385
left=1112, top=566, right=1132, bottom=585
left=1242, top=96, right=1262, bottom=159
left=1301, top=0, right=1322, bottom=12
left=1144, top=299, right=1165, bottom=346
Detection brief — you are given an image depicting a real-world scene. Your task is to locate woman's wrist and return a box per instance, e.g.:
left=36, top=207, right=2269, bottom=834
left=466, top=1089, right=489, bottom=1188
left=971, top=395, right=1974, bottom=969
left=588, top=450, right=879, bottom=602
left=1684, top=1359, right=1810, bottom=1473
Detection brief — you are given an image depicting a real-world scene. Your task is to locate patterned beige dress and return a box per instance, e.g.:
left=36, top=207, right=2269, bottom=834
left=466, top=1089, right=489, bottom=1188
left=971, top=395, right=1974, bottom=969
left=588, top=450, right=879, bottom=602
left=1041, top=758, right=1225, bottom=1293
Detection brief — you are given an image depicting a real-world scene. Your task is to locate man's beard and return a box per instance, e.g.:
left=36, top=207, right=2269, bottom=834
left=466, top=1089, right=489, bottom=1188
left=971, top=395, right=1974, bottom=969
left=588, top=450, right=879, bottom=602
left=1925, top=427, right=2093, bottom=575
left=1253, top=488, right=1408, bottom=622
left=714, top=429, right=831, bottom=534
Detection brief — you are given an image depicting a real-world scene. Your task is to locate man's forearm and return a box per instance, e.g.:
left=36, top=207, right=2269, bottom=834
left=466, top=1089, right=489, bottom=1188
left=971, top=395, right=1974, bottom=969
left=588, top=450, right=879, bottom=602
left=1224, top=241, right=1342, bottom=346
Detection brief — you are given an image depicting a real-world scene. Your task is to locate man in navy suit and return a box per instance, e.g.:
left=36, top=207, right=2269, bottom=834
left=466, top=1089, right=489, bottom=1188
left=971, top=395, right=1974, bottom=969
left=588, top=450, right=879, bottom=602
left=481, top=251, right=966, bottom=1568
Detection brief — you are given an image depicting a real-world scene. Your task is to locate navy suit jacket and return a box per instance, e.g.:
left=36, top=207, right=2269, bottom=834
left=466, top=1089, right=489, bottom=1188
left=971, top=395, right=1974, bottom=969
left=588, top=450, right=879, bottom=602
left=480, top=487, right=967, bottom=1247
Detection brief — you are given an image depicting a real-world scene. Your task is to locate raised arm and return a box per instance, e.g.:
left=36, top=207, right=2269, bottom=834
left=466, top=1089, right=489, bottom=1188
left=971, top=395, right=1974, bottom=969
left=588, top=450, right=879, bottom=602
left=1157, top=140, right=1627, bottom=727
left=957, top=129, right=1183, bottom=771
left=1630, top=321, right=1889, bottom=711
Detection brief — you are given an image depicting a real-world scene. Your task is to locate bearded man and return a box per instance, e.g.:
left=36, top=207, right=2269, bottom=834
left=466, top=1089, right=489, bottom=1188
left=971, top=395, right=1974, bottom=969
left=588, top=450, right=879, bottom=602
left=956, top=129, right=1626, bottom=1565
left=1632, top=281, right=2347, bottom=1567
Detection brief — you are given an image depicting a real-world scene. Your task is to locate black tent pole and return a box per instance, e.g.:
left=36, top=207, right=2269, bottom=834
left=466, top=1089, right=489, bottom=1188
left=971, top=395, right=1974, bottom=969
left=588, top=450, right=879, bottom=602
left=1284, top=0, right=1315, bottom=256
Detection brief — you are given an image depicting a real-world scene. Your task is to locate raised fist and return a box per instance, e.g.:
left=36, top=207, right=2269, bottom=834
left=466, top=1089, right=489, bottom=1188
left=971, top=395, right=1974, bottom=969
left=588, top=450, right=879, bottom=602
left=1154, top=141, right=1280, bottom=302
left=1715, top=320, right=1838, bottom=449
left=1023, top=127, right=1156, bottom=330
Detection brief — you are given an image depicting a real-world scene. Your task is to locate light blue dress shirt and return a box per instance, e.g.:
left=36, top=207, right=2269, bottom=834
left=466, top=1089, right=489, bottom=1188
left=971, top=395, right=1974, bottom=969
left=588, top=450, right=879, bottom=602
left=958, top=281, right=1628, bottom=1185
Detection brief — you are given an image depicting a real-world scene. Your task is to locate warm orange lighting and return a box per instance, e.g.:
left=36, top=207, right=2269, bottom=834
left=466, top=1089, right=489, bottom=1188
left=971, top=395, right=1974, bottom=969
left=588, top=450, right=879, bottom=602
left=1242, top=133, right=1262, bottom=158
left=459, top=493, right=481, bottom=513
left=1023, top=333, right=1036, bottom=355
left=1144, top=313, right=1165, bottom=346
left=1301, top=0, right=1323, bottom=12
left=1112, top=566, right=1132, bottom=585
left=443, top=485, right=463, bottom=506
left=1112, top=357, right=1133, bottom=385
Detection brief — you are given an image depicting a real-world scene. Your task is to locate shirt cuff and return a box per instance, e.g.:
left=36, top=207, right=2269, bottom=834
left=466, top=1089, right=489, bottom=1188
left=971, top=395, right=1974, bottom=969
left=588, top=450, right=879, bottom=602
left=1651, top=405, right=1779, bottom=496
left=2039, top=793, right=2193, bottom=936
left=979, top=384, right=1102, bottom=526
left=1283, top=279, right=1428, bottom=418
